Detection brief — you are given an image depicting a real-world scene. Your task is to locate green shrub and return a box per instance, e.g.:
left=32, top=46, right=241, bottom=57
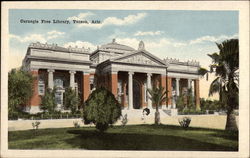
left=83, top=87, right=122, bottom=132
left=64, top=88, right=80, bottom=114
left=121, top=114, right=128, bottom=126
left=8, top=68, right=34, bottom=120
left=176, top=88, right=195, bottom=111
left=40, top=88, right=57, bottom=114
left=178, top=117, right=191, bottom=129
left=32, top=121, right=41, bottom=130
left=208, top=110, right=214, bottom=114
left=178, top=107, right=206, bottom=115
left=200, top=98, right=224, bottom=111
left=73, top=121, right=80, bottom=128
left=176, top=95, right=185, bottom=111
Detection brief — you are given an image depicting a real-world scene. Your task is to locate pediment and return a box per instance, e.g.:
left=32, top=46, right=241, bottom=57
left=113, top=51, right=166, bottom=66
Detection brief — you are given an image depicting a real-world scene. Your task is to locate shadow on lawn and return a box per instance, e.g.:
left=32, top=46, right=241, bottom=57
left=151, top=124, right=238, bottom=141
left=65, top=127, right=237, bottom=151
left=209, top=131, right=238, bottom=141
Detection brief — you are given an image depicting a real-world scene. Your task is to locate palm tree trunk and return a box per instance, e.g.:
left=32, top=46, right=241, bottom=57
left=155, top=111, right=160, bottom=125
left=225, top=109, right=238, bottom=131
left=225, top=78, right=238, bottom=131
left=155, top=104, right=160, bottom=125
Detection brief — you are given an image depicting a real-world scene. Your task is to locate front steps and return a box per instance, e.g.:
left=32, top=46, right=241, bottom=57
left=121, top=108, right=178, bottom=119
left=119, top=108, right=178, bottom=125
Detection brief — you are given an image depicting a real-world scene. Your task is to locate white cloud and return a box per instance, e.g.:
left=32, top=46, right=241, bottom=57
left=47, top=30, right=65, bottom=40
left=108, top=29, right=127, bottom=39
left=10, top=34, right=47, bottom=43
left=134, top=31, right=164, bottom=36
left=63, top=41, right=96, bottom=51
left=118, top=34, right=238, bottom=52
left=115, top=38, right=140, bottom=50
left=71, top=13, right=147, bottom=29
left=103, top=13, right=146, bottom=26
left=189, top=34, right=238, bottom=45
left=115, top=37, right=184, bottom=50
left=67, top=12, right=94, bottom=21
left=10, top=30, right=65, bottom=43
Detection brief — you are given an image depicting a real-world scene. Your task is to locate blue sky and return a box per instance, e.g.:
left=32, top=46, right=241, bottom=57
left=9, top=9, right=238, bottom=69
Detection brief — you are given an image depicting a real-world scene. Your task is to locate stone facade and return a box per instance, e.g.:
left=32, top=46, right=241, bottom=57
left=23, top=39, right=201, bottom=115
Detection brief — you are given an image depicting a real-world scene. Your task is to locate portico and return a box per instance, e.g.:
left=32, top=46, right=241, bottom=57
left=95, top=41, right=169, bottom=110
left=113, top=71, right=166, bottom=110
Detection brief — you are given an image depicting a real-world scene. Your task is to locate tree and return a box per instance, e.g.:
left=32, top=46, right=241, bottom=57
left=64, top=88, right=80, bottom=114
left=147, top=85, right=167, bottom=125
left=199, top=39, right=239, bottom=131
left=176, top=93, right=185, bottom=111
left=40, top=88, right=57, bottom=114
left=83, top=87, right=121, bottom=132
left=185, top=88, right=195, bottom=109
left=200, top=98, right=225, bottom=111
left=176, top=88, right=194, bottom=112
left=8, top=68, right=34, bottom=119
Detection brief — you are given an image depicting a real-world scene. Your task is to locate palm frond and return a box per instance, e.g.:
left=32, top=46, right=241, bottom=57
left=198, top=67, right=208, bottom=77
left=147, top=85, right=167, bottom=109
left=208, top=52, right=220, bottom=64
left=209, top=77, right=221, bottom=96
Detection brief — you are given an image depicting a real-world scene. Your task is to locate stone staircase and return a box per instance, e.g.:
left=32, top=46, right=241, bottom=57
left=162, top=109, right=172, bottom=116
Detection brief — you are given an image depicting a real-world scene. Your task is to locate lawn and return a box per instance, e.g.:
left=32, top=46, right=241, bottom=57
left=8, top=124, right=238, bottom=151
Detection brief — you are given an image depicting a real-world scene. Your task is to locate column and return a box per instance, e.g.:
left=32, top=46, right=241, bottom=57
left=167, top=77, right=172, bottom=107
left=82, top=72, right=90, bottom=102
left=192, top=80, right=195, bottom=96
left=161, top=74, right=167, bottom=109
left=128, top=72, right=134, bottom=110
left=188, top=79, right=191, bottom=89
left=69, top=70, right=76, bottom=89
left=195, top=79, right=201, bottom=111
left=147, top=73, right=152, bottom=109
left=30, top=69, right=40, bottom=106
left=176, top=78, right=180, bottom=96
left=188, top=79, right=193, bottom=95
left=111, top=71, right=118, bottom=97
left=48, top=69, right=55, bottom=89
left=173, top=78, right=180, bottom=109
left=188, top=79, right=194, bottom=96
left=122, top=81, right=127, bottom=108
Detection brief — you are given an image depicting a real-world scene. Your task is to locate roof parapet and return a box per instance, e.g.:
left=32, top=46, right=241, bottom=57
left=29, top=42, right=90, bottom=53
left=164, top=57, right=200, bottom=67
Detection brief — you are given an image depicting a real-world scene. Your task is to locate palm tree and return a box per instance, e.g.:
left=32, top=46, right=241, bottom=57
left=147, top=85, right=167, bottom=125
left=199, top=39, right=239, bottom=131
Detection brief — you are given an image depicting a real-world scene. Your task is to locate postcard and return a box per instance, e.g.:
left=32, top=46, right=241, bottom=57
left=1, top=1, right=249, bottom=158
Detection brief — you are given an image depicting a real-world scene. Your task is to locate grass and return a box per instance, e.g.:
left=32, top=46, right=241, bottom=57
left=8, top=124, right=238, bottom=151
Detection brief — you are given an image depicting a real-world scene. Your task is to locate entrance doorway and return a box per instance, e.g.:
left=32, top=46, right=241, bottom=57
left=133, top=79, right=141, bottom=109
left=54, top=78, right=65, bottom=110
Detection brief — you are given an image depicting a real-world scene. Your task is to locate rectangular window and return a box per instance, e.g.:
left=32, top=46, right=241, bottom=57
left=38, top=83, right=45, bottom=95
left=38, top=74, right=45, bottom=95
left=90, top=76, right=95, bottom=92
left=55, top=92, right=62, bottom=104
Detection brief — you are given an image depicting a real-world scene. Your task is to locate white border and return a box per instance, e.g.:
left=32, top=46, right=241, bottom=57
left=1, top=1, right=249, bottom=158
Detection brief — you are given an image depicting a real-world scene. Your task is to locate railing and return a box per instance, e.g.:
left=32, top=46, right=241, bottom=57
left=8, top=113, right=83, bottom=121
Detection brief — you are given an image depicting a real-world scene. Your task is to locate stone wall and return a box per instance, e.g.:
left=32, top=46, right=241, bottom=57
left=9, top=115, right=239, bottom=131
